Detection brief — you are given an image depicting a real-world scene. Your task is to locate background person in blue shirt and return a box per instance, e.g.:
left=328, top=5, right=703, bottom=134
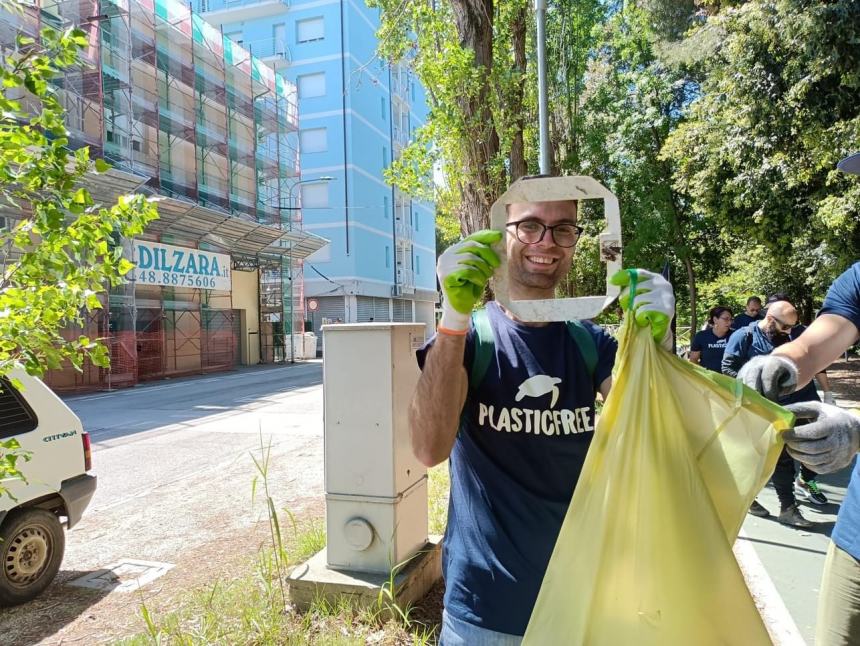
left=410, top=188, right=675, bottom=644
left=738, top=259, right=860, bottom=646
left=688, top=306, right=733, bottom=372
left=732, top=296, right=764, bottom=330
left=722, top=299, right=826, bottom=525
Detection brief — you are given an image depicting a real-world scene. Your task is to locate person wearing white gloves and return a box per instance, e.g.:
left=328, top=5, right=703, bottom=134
left=409, top=181, right=675, bottom=645
left=736, top=152, right=860, bottom=646
left=723, top=299, right=827, bottom=523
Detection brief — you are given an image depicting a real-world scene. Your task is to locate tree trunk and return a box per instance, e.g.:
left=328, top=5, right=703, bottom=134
left=450, top=0, right=502, bottom=233
left=509, top=2, right=528, bottom=181
left=683, top=254, right=697, bottom=333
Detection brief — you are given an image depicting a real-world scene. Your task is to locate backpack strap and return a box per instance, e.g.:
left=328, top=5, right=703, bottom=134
left=566, top=320, right=598, bottom=379
left=469, top=308, right=495, bottom=390
left=467, top=308, right=598, bottom=390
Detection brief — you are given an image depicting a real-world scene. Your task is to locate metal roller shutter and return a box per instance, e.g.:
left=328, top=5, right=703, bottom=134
left=356, top=296, right=375, bottom=322
left=315, top=296, right=346, bottom=333
left=392, top=299, right=412, bottom=321
left=373, top=297, right=391, bottom=321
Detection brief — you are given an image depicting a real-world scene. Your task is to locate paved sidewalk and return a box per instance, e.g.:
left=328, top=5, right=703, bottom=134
left=739, top=358, right=859, bottom=644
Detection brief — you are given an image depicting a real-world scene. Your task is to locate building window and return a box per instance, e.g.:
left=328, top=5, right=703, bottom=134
left=415, top=255, right=420, bottom=275
left=411, top=79, right=416, bottom=101
left=0, top=377, right=37, bottom=438
left=301, top=182, right=329, bottom=208
left=300, top=127, right=327, bottom=153
left=383, top=195, right=389, bottom=219
left=382, top=146, right=388, bottom=169
left=273, top=23, right=286, bottom=54
left=414, top=209, right=419, bottom=231
left=381, top=97, right=387, bottom=120
left=297, top=17, right=325, bottom=43
left=385, top=245, right=390, bottom=269
left=298, top=72, right=326, bottom=98
left=225, top=30, right=243, bottom=46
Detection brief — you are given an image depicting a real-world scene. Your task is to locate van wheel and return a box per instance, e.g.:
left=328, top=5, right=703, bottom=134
left=0, top=509, right=65, bottom=606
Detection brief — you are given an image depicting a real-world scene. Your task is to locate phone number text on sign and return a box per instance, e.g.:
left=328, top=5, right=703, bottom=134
left=132, top=241, right=232, bottom=292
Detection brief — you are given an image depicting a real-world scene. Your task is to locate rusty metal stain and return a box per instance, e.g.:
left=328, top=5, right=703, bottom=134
left=601, top=240, right=622, bottom=262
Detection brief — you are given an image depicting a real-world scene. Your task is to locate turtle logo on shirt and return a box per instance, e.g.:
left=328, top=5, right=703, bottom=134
left=515, top=375, right=563, bottom=408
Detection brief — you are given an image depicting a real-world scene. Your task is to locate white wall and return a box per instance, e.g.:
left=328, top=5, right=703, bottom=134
left=232, top=269, right=260, bottom=365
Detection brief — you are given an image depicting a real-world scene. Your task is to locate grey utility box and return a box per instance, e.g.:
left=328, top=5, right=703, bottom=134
left=322, top=322, right=428, bottom=573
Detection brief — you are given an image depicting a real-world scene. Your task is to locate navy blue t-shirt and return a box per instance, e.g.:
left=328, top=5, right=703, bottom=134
left=731, top=312, right=763, bottom=331
left=416, top=302, right=617, bottom=635
left=723, top=322, right=820, bottom=405
left=821, top=263, right=860, bottom=559
left=690, top=328, right=730, bottom=372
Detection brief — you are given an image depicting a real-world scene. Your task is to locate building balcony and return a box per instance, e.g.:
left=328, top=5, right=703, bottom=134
left=195, top=0, right=290, bottom=28
left=246, top=37, right=290, bottom=71
left=394, top=219, right=413, bottom=244
left=395, top=268, right=415, bottom=295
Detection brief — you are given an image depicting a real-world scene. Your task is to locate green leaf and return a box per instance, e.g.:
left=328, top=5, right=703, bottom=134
left=94, top=158, right=111, bottom=173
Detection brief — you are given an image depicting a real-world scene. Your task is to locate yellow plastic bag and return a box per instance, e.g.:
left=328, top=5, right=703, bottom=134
left=523, top=319, right=792, bottom=646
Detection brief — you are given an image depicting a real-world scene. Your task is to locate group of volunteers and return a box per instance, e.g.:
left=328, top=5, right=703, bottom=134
left=409, top=154, right=860, bottom=646
left=689, top=293, right=839, bottom=528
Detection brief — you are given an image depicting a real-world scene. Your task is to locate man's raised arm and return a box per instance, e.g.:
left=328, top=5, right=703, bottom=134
left=409, top=337, right=469, bottom=467
left=410, top=228, right=503, bottom=467
left=773, top=314, right=859, bottom=388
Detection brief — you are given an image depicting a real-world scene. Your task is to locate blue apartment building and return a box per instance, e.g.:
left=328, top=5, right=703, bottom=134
left=195, top=0, right=437, bottom=336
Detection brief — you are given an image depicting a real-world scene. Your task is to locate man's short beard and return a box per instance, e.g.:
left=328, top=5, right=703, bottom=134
left=763, top=321, right=788, bottom=342
left=508, top=263, right=563, bottom=291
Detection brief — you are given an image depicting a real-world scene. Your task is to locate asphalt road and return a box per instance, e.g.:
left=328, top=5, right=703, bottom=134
left=0, top=362, right=326, bottom=645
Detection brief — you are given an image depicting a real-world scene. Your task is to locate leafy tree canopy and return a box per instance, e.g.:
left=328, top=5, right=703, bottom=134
left=0, top=14, right=158, bottom=494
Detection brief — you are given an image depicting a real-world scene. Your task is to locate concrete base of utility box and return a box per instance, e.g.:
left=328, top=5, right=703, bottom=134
left=287, top=535, right=442, bottom=615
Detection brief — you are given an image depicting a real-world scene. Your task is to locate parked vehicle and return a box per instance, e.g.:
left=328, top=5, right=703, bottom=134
left=0, top=369, right=96, bottom=606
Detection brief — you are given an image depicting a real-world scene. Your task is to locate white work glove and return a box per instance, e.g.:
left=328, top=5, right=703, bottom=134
left=737, top=355, right=799, bottom=401
left=436, top=230, right=502, bottom=332
left=783, top=402, right=860, bottom=474
left=610, top=269, right=675, bottom=352
left=823, top=391, right=836, bottom=405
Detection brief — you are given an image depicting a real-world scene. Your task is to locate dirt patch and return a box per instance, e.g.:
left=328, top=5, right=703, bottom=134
left=1, top=501, right=325, bottom=645
left=827, top=358, right=860, bottom=408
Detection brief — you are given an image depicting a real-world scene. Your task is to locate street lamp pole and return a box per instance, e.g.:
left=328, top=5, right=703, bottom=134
left=535, top=0, right=550, bottom=175
left=282, top=176, right=334, bottom=364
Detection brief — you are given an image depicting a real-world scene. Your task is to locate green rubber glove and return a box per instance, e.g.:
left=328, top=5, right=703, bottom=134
left=437, top=229, right=503, bottom=330
left=610, top=268, right=675, bottom=348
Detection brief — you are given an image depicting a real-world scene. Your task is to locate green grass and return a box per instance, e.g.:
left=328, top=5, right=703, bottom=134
left=427, top=463, right=450, bottom=536
left=117, top=451, right=452, bottom=645
left=118, top=514, right=437, bottom=646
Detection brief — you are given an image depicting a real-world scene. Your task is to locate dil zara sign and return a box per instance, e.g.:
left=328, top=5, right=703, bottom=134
left=132, top=241, right=232, bottom=292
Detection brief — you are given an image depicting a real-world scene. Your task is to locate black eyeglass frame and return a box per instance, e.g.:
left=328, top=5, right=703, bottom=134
left=505, top=219, right=585, bottom=248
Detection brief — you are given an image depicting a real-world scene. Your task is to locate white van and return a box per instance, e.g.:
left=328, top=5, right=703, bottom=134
left=0, top=369, right=96, bottom=606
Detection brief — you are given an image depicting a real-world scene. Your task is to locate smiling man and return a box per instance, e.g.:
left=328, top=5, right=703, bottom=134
left=409, top=182, right=675, bottom=645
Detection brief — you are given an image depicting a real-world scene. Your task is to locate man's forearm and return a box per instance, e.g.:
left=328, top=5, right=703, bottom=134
left=774, top=314, right=860, bottom=388
left=409, top=334, right=469, bottom=467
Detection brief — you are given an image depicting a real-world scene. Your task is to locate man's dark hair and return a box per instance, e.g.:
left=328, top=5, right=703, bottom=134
left=766, top=292, right=791, bottom=305
left=746, top=296, right=762, bottom=306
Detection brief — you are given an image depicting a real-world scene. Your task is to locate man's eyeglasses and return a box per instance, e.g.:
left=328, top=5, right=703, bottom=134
left=506, top=219, right=584, bottom=248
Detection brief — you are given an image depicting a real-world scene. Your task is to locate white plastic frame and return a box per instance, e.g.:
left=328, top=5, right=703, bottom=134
left=490, top=175, right=622, bottom=322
